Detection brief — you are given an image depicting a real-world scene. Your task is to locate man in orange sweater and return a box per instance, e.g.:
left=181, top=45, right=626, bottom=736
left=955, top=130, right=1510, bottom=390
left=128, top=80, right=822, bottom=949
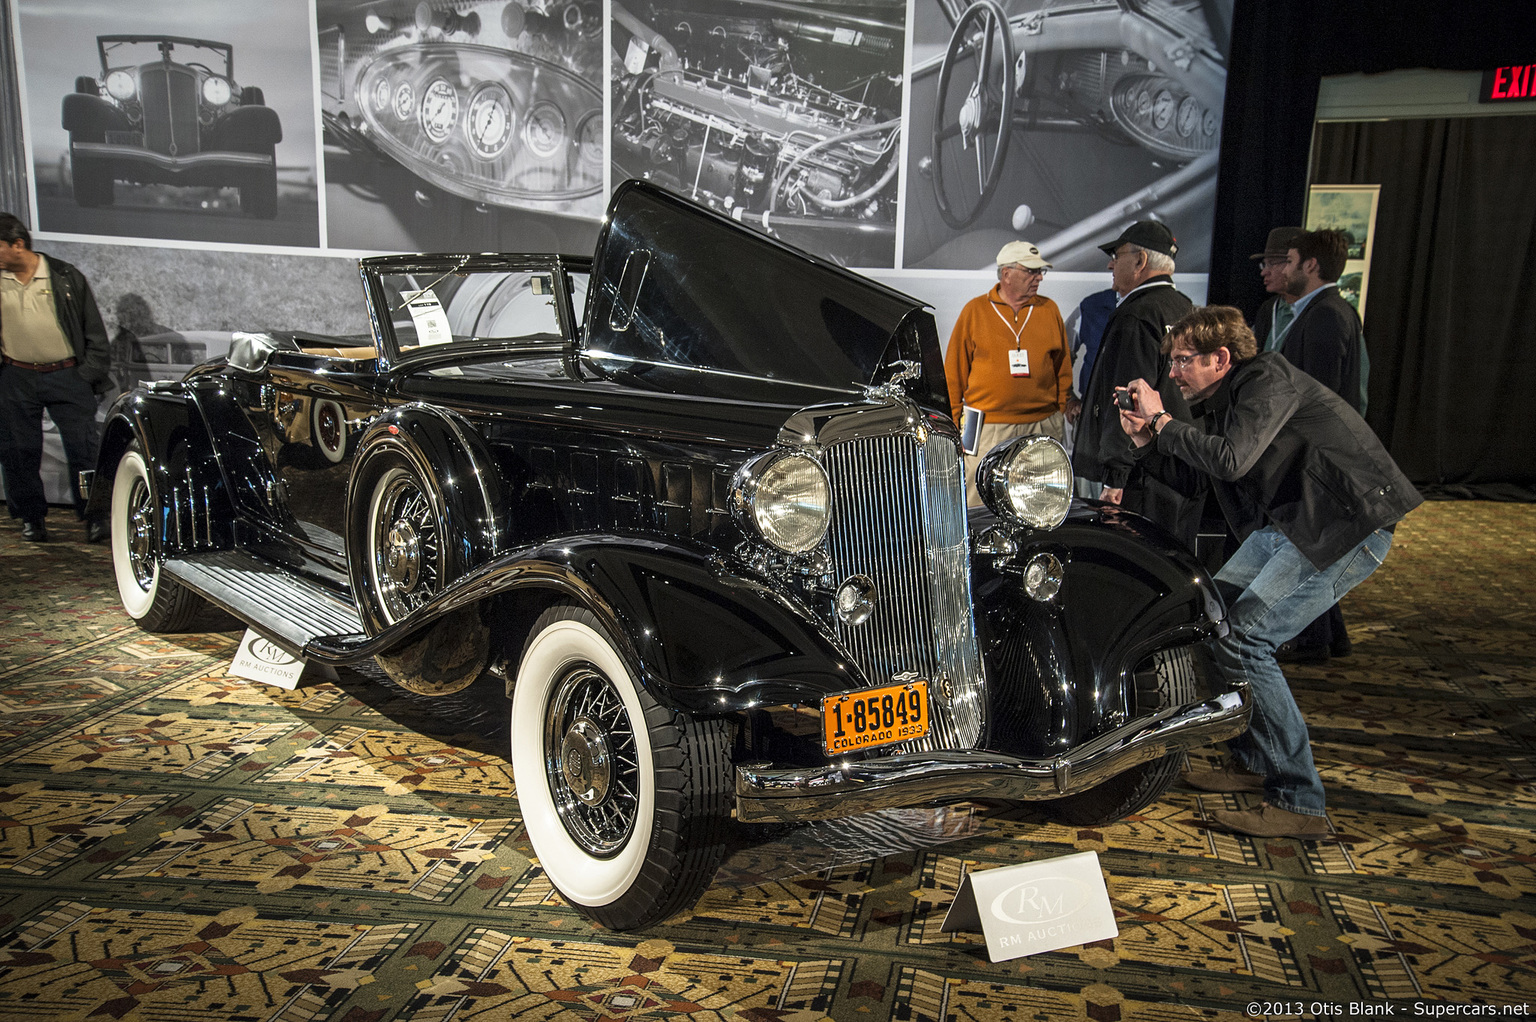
left=945, top=241, right=1076, bottom=506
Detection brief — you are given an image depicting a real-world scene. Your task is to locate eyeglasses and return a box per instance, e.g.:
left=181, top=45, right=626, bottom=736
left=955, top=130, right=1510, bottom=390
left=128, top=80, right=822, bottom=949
left=1169, top=353, right=1204, bottom=369
left=1004, top=264, right=1047, bottom=276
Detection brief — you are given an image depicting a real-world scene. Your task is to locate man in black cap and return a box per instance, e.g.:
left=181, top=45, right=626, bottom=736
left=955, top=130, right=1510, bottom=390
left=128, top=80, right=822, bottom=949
left=1250, top=226, right=1306, bottom=352
left=1073, top=220, right=1196, bottom=544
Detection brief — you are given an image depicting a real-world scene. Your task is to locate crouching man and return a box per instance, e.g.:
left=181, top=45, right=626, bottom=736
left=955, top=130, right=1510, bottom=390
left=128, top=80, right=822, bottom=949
left=1117, top=306, right=1421, bottom=839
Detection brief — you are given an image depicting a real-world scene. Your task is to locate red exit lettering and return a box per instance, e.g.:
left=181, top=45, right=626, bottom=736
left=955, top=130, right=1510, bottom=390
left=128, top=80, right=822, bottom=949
left=1486, top=63, right=1536, bottom=102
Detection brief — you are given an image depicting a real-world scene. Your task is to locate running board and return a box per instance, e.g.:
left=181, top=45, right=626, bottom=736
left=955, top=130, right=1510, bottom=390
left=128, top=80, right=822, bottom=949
left=163, top=550, right=366, bottom=659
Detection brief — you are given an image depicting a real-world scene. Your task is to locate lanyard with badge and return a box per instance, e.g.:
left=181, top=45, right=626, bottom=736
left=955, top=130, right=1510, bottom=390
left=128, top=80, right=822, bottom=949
left=993, top=301, right=1034, bottom=376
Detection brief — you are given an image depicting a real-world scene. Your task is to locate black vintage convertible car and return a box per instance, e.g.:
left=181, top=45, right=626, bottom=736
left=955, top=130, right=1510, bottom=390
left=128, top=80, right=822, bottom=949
left=63, top=35, right=282, bottom=217
left=86, top=179, right=1247, bottom=930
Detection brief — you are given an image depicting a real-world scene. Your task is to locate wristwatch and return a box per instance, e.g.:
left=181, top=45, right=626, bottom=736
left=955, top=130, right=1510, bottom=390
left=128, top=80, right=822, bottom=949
left=1148, top=411, right=1170, bottom=435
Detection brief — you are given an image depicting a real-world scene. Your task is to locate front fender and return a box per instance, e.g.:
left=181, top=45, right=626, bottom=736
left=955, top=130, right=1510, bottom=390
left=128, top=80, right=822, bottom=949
left=552, top=538, right=862, bottom=714
left=309, top=534, right=862, bottom=714
left=62, top=93, right=130, bottom=138
left=972, top=502, right=1226, bottom=758
left=207, top=105, right=283, bottom=151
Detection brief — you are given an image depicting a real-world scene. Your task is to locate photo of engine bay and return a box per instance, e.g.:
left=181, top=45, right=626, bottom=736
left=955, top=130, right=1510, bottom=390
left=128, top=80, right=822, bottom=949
left=318, top=0, right=605, bottom=254
left=611, top=0, right=906, bottom=267
left=902, top=0, right=1232, bottom=272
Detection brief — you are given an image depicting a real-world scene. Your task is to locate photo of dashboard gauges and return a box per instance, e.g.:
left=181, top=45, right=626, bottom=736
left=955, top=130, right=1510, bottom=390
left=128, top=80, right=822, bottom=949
left=318, top=0, right=605, bottom=253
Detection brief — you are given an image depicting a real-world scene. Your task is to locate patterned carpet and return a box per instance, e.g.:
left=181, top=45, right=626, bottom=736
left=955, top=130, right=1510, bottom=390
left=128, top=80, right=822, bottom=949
left=0, top=503, right=1532, bottom=1021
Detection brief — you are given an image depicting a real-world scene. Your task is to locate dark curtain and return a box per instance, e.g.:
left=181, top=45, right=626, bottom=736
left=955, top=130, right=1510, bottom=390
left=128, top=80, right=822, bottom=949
left=1311, top=118, right=1536, bottom=497
left=1210, top=0, right=1536, bottom=498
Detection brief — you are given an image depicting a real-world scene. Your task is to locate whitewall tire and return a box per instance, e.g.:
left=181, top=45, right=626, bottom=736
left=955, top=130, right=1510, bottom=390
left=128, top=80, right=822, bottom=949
left=511, top=604, right=731, bottom=930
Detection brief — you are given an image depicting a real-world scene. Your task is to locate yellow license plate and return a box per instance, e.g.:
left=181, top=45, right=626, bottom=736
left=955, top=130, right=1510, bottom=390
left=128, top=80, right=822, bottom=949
left=822, top=680, right=930, bottom=755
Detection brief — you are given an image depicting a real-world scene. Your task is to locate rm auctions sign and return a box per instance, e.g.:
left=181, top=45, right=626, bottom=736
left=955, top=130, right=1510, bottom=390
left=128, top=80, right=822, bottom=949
left=1480, top=64, right=1536, bottom=102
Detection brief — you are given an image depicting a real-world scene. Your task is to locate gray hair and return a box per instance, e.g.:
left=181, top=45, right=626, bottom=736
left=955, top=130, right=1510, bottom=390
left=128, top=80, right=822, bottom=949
left=1127, top=243, right=1175, bottom=275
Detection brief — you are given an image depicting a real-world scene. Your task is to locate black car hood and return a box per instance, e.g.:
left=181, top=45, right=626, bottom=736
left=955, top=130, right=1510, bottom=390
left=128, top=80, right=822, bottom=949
left=400, top=353, right=863, bottom=450
left=582, top=180, right=948, bottom=412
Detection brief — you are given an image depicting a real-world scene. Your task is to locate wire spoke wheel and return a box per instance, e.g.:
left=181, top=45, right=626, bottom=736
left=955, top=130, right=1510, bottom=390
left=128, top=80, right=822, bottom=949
left=544, top=666, right=642, bottom=856
left=367, top=466, right=443, bottom=623
left=512, top=605, right=733, bottom=930
left=109, top=443, right=205, bottom=631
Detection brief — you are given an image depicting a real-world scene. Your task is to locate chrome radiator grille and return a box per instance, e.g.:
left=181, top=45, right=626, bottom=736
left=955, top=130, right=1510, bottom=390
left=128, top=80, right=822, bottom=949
left=141, top=66, right=199, bottom=155
left=822, top=433, right=983, bottom=750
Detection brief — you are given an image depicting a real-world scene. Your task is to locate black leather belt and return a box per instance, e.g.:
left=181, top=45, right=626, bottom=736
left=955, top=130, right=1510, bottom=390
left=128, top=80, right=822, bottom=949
left=2, top=356, right=77, bottom=371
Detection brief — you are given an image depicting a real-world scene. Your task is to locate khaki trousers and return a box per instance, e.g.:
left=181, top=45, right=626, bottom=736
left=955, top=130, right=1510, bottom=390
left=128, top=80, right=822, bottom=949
left=964, top=411, right=1065, bottom=508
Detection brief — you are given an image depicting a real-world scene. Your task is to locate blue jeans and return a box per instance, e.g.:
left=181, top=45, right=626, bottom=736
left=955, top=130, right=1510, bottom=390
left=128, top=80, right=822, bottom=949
left=1213, top=525, right=1394, bottom=816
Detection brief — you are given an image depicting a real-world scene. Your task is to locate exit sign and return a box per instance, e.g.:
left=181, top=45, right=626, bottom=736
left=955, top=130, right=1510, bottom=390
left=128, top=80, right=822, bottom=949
left=1481, top=64, right=1536, bottom=102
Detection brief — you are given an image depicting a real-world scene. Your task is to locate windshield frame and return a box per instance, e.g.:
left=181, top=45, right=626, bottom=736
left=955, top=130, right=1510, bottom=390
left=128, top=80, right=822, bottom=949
left=359, top=253, right=591, bottom=373
left=97, top=35, right=234, bottom=78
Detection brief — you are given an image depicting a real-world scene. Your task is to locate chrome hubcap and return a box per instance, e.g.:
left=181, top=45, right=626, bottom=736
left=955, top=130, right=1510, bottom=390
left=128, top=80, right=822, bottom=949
left=544, top=666, right=639, bottom=856
left=559, top=718, right=613, bottom=806
left=383, top=521, right=420, bottom=589
left=317, top=404, right=342, bottom=451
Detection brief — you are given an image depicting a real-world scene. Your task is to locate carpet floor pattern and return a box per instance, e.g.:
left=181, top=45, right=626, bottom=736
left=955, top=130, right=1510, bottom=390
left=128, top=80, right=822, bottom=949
left=0, top=502, right=1532, bottom=1021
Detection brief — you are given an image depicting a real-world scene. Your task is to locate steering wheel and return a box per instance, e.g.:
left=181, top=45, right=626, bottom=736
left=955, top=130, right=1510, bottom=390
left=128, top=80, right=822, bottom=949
left=931, top=0, right=1017, bottom=229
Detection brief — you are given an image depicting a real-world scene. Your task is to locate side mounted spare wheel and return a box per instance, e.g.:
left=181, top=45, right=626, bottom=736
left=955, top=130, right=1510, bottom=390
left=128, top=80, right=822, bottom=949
left=348, top=442, right=487, bottom=696
left=110, top=442, right=206, bottom=632
left=511, top=604, right=733, bottom=930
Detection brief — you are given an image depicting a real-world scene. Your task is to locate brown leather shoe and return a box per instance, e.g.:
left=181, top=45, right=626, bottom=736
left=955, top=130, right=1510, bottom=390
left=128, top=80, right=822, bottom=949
left=1208, top=803, right=1332, bottom=839
left=1182, top=759, right=1265, bottom=793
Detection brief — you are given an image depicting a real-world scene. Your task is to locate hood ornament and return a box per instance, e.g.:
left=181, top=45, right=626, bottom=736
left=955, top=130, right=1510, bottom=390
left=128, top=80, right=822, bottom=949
left=863, top=359, right=923, bottom=401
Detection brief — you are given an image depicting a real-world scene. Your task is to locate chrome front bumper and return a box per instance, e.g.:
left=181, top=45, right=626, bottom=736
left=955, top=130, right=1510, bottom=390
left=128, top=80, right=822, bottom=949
left=734, top=688, right=1250, bottom=824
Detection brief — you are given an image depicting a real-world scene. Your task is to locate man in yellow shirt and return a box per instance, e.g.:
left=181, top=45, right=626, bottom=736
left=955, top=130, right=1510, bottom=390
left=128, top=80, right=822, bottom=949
left=944, top=241, right=1076, bottom=506
left=0, top=213, right=111, bottom=543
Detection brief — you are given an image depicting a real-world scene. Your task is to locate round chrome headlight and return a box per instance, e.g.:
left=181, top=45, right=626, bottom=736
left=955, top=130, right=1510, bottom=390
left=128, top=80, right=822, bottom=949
left=977, top=435, right=1072, bottom=530
left=105, top=71, right=136, bottom=101
left=202, top=76, right=232, bottom=106
left=733, top=451, right=832, bottom=554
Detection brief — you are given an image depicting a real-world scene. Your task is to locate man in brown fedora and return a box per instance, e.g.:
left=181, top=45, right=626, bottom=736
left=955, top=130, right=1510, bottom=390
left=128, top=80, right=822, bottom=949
left=1251, top=226, right=1305, bottom=352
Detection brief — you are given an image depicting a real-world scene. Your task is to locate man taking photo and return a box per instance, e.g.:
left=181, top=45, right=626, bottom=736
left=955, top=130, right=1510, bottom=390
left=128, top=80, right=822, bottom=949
left=1116, top=306, right=1420, bottom=839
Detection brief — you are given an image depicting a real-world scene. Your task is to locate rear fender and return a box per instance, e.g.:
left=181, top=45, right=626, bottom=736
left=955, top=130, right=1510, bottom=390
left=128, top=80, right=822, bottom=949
left=89, top=390, right=233, bottom=554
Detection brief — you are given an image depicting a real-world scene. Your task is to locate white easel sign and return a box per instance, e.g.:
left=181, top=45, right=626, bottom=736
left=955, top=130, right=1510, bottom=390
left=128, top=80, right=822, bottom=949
left=940, top=850, right=1119, bottom=962
left=229, top=629, right=335, bottom=689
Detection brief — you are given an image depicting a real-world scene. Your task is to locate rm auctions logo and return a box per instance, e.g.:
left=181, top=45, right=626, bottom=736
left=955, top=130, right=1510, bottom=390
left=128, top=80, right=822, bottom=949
left=989, top=876, right=1092, bottom=926
left=248, top=638, right=297, bottom=666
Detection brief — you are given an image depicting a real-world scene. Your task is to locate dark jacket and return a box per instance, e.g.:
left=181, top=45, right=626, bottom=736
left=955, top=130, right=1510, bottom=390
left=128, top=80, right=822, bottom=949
left=1141, top=353, right=1420, bottom=570
left=1251, top=294, right=1289, bottom=351
left=1073, top=278, right=1193, bottom=489
left=4, top=253, right=112, bottom=393
left=1280, top=285, right=1362, bottom=414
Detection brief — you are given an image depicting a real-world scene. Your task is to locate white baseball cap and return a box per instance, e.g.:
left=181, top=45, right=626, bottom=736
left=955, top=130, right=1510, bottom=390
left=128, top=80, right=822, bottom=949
left=997, top=241, right=1051, bottom=270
